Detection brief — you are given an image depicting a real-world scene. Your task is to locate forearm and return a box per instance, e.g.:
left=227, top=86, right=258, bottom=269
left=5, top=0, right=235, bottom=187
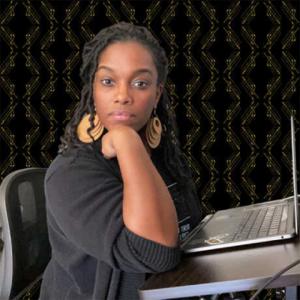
left=115, top=130, right=178, bottom=247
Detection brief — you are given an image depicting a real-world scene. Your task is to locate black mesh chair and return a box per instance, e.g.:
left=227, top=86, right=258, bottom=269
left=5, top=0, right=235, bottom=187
left=0, top=168, right=51, bottom=300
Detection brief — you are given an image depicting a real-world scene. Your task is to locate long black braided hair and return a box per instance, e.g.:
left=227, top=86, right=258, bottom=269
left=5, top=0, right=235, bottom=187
left=59, top=22, right=202, bottom=229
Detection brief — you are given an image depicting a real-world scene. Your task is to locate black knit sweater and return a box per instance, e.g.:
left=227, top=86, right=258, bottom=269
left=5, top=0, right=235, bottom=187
left=39, top=141, right=196, bottom=300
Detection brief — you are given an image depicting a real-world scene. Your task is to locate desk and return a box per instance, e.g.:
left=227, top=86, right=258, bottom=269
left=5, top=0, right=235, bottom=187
left=139, top=238, right=300, bottom=299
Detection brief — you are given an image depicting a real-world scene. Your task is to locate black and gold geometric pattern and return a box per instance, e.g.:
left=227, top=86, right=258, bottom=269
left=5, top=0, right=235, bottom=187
left=0, top=0, right=299, bottom=214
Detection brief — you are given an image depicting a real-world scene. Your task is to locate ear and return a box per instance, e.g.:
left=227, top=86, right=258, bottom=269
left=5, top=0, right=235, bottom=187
left=155, top=83, right=164, bottom=107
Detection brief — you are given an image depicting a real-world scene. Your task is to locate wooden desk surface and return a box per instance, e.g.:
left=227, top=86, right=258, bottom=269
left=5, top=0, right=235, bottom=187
left=139, top=238, right=300, bottom=299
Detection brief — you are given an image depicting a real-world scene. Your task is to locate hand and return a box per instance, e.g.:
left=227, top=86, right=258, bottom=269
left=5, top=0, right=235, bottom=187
left=101, top=126, right=140, bottom=159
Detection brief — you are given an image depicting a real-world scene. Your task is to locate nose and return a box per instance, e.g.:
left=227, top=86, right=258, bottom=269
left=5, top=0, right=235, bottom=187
left=114, top=83, right=132, bottom=105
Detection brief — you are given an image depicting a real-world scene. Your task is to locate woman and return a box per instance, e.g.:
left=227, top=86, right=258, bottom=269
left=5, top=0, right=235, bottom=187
left=40, top=22, right=202, bottom=300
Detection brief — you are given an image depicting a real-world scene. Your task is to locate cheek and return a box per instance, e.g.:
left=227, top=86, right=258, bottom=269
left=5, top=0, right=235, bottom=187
left=93, top=98, right=107, bottom=122
left=94, top=101, right=107, bottom=119
left=137, top=101, right=155, bottom=123
left=93, top=86, right=106, bottom=111
left=145, top=103, right=155, bottom=116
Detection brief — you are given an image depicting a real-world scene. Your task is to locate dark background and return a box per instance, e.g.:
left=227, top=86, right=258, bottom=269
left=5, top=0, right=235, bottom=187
left=0, top=0, right=299, bottom=214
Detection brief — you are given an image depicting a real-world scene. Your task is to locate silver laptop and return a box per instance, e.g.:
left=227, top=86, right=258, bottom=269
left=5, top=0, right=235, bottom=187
left=181, top=116, right=299, bottom=253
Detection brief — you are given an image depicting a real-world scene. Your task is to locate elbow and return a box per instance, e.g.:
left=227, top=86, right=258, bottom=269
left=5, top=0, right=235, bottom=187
left=159, top=229, right=179, bottom=248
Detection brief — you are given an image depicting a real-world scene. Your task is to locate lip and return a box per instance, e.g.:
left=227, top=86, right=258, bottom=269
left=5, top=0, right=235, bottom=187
left=109, top=110, right=135, bottom=121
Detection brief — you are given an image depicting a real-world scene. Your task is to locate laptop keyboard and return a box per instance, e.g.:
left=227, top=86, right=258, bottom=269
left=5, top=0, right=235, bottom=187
left=231, top=205, right=288, bottom=241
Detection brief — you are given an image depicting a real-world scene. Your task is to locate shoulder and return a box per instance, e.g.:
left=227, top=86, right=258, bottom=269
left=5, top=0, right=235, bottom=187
left=46, top=141, right=121, bottom=183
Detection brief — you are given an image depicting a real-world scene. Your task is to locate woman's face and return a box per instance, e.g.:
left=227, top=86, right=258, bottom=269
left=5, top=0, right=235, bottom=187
left=93, top=41, right=163, bottom=132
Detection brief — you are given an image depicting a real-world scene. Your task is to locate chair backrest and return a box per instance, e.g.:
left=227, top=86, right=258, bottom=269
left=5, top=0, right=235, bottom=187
left=0, top=168, right=51, bottom=300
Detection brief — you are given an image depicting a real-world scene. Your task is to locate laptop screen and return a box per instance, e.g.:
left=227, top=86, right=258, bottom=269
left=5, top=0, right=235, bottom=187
left=291, top=116, right=298, bottom=235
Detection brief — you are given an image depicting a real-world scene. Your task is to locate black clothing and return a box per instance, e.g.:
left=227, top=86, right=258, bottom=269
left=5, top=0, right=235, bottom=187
left=40, top=141, right=199, bottom=299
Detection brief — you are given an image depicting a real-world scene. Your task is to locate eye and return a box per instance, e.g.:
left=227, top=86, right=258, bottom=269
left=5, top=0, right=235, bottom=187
left=101, top=78, right=114, bottom=86
left=132, top=80, right=149, bottom=89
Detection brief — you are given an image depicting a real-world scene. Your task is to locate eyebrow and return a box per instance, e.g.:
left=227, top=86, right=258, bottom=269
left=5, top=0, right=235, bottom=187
left=96, top=65, right=154, bottom=77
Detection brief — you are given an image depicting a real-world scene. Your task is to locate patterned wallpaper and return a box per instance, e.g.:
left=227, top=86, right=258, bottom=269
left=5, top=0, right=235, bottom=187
left=0, top=0, right=299, bottom=212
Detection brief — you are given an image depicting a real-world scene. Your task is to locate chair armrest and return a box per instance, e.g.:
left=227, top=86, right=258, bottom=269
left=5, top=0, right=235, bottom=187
left=0, top=225, right=3, bottom=251
left=12, top=274, right=43, bottom=300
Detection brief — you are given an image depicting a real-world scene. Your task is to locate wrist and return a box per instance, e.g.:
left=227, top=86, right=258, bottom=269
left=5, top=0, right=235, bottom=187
left=110, top=126, right=142, bottom=152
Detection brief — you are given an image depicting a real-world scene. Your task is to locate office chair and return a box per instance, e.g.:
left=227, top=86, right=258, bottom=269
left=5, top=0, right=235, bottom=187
left=0, top=168, right=51, bottom=300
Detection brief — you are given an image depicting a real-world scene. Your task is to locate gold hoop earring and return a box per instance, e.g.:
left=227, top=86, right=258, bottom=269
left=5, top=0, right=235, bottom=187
left=146, top=110, right=162, bottom=149
left=77, top=113, right=104, bottom=143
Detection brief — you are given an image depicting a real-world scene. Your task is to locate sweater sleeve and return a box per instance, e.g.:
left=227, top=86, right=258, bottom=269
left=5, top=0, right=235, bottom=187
left=45, top=147, right=181, bottom=273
